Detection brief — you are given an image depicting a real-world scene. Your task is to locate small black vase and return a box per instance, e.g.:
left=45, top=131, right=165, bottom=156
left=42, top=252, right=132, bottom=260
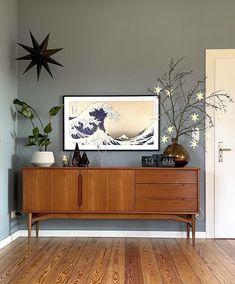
left=163, top=138, right=190, bottom=167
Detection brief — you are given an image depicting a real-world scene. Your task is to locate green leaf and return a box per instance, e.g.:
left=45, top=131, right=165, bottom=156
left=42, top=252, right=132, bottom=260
left=38, top=137, right=46, bottom=144
left=27, top=136, right=36, bottom=146
left=44, top=122, right=52, bottom=134
left=49, top=104, right=63, bottom=116
left=40, top=135, right=50, bottom=146
left=13, top=98, right=24, bottom=106
left=32, top=127, right=39, bottom=137
left=13, top=99, right=31, bottom=109
left=22, top=104, right=33, bottom=119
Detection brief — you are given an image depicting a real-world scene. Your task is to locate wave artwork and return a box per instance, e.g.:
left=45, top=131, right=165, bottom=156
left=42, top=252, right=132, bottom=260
left=63, top=96, right=159, bottom=151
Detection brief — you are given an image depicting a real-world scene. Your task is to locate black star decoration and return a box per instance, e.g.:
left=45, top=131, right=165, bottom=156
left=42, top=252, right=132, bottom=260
left=17, top=32, right=63, bottom=80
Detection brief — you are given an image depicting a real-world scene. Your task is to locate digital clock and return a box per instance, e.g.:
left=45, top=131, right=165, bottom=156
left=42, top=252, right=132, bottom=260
left=141, top=155, right=175, bottom=167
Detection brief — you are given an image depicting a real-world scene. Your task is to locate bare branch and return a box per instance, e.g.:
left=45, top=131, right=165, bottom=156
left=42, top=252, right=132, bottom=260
left=149, top=58, right=233, bottom=145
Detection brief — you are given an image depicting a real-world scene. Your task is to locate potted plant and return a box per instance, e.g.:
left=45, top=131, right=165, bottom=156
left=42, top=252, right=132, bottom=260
left=13, top=98, right=63, bottom=166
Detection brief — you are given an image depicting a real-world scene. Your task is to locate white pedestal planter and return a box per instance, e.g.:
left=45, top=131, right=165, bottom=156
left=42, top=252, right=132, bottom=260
left=31, top=151, right=55, bottom=167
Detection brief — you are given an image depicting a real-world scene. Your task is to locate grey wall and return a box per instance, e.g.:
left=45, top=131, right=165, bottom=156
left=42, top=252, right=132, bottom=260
left=17, top=0, right=235, bottom=232
left=0, top=0, right=18, bottom=241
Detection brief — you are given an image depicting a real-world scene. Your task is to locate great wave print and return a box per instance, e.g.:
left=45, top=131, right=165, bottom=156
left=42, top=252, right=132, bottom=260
left=63, top=96, right=159, bottom=151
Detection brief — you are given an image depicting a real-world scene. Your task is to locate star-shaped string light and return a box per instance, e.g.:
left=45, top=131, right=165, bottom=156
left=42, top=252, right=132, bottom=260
left=16, top=32, right=63, bottom=80
left=196, top=92, right=204, bottom=101
left=167, top=126, right=174, bottom=133
left=165, top=89, right=172, bottom=97
left=191, top=113, right=199, bottom=122
left=154, top=86, right=161, bottom=95
left=190, top=139, right=198, bottom=149
left=161, top=135, right=168, bottom=143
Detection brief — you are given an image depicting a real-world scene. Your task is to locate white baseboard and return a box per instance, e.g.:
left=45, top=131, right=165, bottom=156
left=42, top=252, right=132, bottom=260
left=0, top=231, right=21, bottom=250
left=0, top=230, right=206, bottom=249
left=19, top=230, right=206, bottom=238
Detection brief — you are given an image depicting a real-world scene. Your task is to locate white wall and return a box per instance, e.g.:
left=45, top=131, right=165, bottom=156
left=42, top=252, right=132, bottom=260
left=0, top=0, right=18, bottom=241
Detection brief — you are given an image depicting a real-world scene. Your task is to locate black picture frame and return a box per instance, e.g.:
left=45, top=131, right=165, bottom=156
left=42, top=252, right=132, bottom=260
left=63, top=95, right=159, bottom=151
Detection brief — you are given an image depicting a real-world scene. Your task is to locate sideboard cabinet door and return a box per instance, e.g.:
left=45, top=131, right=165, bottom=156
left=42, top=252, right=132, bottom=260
left=23, top=169, right=80, bottom=212
left=79, top=169, right=135, bottom=212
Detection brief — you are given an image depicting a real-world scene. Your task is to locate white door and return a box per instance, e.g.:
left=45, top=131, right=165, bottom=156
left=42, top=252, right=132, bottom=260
left=206, top=49, right=235, bottom=238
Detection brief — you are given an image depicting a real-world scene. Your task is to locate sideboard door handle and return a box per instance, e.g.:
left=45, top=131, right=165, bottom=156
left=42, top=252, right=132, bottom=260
left=78, top=174, right=82, bottom=206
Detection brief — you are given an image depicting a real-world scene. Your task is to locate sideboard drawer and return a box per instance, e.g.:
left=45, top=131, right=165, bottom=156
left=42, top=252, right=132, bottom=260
left=136, top=184, right=197, bottom=198
left=135, top=169, right=198, bottom=184
left=136, top=197, right=198, bottom=212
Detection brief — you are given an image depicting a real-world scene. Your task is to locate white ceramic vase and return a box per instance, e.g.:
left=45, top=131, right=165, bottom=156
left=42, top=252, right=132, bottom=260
left=31, top=151, right=55, bottom=167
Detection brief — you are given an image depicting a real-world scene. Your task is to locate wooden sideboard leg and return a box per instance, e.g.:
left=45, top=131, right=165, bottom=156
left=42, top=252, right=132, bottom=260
left=192, top=214, right=196, bottom=245
left=27, top=213, right=32, bottom=244
left=186, top=215, right=190, bottom=239
left=36, top=221, right=39, bottom=238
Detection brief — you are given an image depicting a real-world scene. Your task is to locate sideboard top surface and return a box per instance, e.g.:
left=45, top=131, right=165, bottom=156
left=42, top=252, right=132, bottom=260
left=23, top=167, right=200, bottom=171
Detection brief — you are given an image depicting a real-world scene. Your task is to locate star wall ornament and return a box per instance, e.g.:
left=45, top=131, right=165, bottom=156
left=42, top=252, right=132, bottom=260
left=191, top=113, right=199, bottom=122
left=167, top=126, right=174, bottom=133
left=154, top=86, right=161, bottom=95
left=196, top=91, right=204, bottom=101
left=16, top=32, right=63, bottom=80
left=190, top=139, right=198, bottom=149
left=161, top=135, right=168, bottom=144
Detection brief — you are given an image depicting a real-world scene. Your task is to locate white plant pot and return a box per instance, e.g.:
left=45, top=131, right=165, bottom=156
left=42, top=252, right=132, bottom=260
left=31, top=151, right=55, bottom=167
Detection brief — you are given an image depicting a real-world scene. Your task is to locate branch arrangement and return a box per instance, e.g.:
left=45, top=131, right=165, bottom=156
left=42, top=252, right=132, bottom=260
left=148, top=58, right=233, bottom=148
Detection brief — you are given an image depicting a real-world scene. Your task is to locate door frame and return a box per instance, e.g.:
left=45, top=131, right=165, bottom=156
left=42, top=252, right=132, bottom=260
left=205, top=49, right=235, bottom=238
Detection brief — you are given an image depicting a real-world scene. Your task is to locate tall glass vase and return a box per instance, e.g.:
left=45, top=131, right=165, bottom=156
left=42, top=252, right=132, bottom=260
left=163, top=138, right=190, bottom=167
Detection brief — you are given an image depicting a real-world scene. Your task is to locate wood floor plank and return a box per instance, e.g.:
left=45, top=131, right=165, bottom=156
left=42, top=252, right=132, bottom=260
left=34, top=238, right=79, bottom=284
left=15, top=238, right=85, bottom=284
left=1, top=237, right=235, bottom=284
left=151, top=239, right=182, bottom=284
left=16, top=238, right=63, bottom=284
left=66, top=238, right=100, bottom=283
left=0, top=238, right=50, bottom=282
left=195, top=239, right=235, bottom=283
left=176, top=239, right=221, bottom=284
left=86, top=238, right=113, bottom=284
left=138, top=238, right=162, bottom=283
left=0, top=238, right=26, bottom=260
left=164, top=239, right=202, bottom=284
left=52, top=238, right=88, bottom=283
left=105, top=238, right=125, bottom=284
left=215, top=239, right=235, bottom=260
left=25, top=238, right=76, bottom=284
left=125, top=238, right=144, bottom=284
left=204, top=239, right=235, bottom=278
left=0, top=238, right=43, bottom=273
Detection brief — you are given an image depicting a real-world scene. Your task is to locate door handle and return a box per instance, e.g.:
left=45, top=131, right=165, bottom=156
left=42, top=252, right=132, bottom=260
left=218, top=142, right=232, bottom=162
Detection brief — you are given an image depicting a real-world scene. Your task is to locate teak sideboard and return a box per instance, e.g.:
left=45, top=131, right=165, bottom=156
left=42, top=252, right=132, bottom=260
left=23, top=167, right=200, bottom=243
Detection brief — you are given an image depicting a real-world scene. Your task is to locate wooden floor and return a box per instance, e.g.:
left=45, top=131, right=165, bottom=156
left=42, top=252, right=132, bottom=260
left=0, top=238, right=235, bottom=283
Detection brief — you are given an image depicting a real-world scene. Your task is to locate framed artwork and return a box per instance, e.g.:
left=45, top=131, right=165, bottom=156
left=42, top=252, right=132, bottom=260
left=63, top=95, right=159, bottom=151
